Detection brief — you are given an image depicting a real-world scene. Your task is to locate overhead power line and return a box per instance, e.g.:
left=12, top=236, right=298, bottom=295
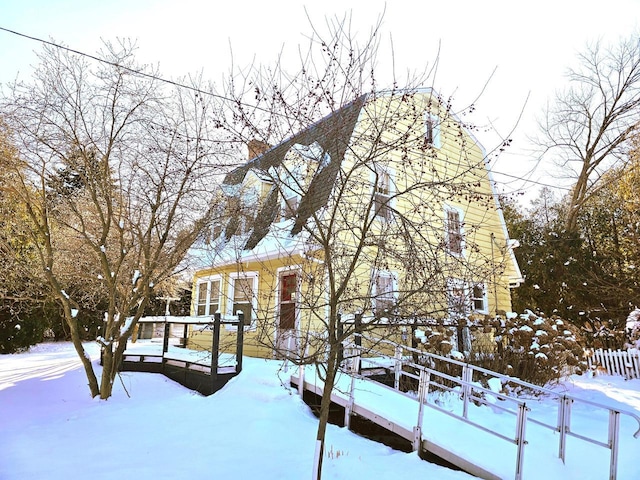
left=0, top=25, right=273, bottom=114
left=1, top=25, right=567, bottom=192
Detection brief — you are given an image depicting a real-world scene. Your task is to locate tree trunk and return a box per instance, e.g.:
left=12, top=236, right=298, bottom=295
left=66, top=314, right=100, bottom=398
left=312, top=343, right=340, bottom=480
left=99, top=345, right=115, bottom=399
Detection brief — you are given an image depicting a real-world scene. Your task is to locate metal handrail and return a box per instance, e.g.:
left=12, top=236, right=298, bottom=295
left=342, top=341, right=529, bottom=480
left=343, top=334, right=640, bottom=480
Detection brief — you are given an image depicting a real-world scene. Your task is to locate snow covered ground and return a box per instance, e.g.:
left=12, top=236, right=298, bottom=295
left=1, top=342, right=639, bottom=479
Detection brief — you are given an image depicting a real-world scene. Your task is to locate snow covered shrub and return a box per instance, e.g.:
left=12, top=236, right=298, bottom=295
left=625, top=309, right=640, bottom=349
left=413, top=323, right=456, bottom=356
left=480, top=310, right=587, bottom=386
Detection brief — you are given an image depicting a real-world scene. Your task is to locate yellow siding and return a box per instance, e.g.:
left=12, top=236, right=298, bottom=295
left=190, top=91, right=521, bottom=359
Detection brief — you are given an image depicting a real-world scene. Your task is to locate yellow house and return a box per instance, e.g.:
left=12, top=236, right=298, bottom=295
left=188, top=89, right=523, bottom=359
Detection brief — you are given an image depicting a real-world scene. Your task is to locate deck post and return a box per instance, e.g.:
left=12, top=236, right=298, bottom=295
left=337, top=313, right=343, bottom=367
left=298, top=364, right=305, bottom=397
left=162, top=321, right=170, bottom=353
left=354, top=312, right=362, bottom=348
left=182, top=323, right=188, bottom=347
left=236, top=311, right=245, bottom=374
left=211, top=313, right=221, bottom=385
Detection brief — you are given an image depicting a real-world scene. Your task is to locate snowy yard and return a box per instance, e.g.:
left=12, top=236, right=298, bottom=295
left=1, top=342, right=639, bottom=479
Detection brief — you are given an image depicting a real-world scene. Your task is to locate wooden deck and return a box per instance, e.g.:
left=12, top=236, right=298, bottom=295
left=117, top=313, right=245, bottom=396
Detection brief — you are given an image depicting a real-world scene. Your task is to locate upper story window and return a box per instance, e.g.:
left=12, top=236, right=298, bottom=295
left=196, top=277, right=221, bottom=316
left=373, top=270, right=397, bottom=317
left=424, top=113, right=441, bottom=148
left=373, top=164, right=394, bottom=221
left=445, top=206, right=464, bottom=255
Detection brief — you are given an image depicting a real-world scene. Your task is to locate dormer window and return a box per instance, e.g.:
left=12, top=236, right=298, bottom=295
left=424, top=113, right=441, bottom=148
left=282, top=194, right=300, bottom=220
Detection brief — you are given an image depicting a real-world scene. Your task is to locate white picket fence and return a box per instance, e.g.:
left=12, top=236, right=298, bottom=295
left=586, top=348, right=640, bottom=380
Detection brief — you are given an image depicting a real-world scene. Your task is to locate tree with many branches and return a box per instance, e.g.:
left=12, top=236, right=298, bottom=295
left=212, top=15, right=520, bottom=479
left=1, top=40, right=228, bottom=398
left=537, top=34, right=640, bottom=233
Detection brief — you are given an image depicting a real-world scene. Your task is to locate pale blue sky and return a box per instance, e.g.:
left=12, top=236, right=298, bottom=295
left=1, top=0, right=639, bottom=198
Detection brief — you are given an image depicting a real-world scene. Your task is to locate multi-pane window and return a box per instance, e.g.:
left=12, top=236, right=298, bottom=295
left=447, top=280, right=488, bottom=317
left=196, top=279, right=220, bottom=316
left=446, top=208, right=463, bottom=255
left=231, top=277, right=254, bottom=323
left=373, top=271, right=396, bottom=316
left=424, top=113, right=441, bottom=148
left=374, top=166, right=392, bottom=221
left=471, top=283, right=488, bottom=313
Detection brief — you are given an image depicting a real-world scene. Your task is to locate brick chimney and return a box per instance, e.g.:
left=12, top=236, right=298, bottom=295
left=248, top=139, right=270, bottom=160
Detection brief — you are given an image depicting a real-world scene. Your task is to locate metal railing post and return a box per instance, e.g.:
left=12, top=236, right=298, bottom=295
left=345, top=351, right=361, bottom=429
left=609, top=410, right=621, bottom=480
left=558, top=395, right=571, bottom=463
left=515, top=402, right=528, bottom=480
left=394, top=345, right=402, bottom=391
left=413, top=369, right=429, bottom=451
left=462, top=364, right=471, bottom=419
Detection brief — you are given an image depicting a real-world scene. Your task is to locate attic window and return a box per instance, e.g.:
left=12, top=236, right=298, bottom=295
left=424, top=113, right=441, bottom=148
left=374, top=166, right=392, bottom=221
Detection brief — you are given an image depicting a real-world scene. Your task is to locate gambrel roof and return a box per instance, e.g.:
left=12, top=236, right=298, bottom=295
left=222, top=95, right=367, bottom=249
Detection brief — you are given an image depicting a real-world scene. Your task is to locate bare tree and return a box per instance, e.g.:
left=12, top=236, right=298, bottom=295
left=1, top=40, right=227, bottom=398
left=537, top=34, right=640, bottom=232
left=214, top=15, right=518, bottom=479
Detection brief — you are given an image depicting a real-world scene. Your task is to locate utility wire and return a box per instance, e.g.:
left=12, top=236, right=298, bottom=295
left=1, top=24, right=566, bottom=192
left=0, top=25, right=273, bottom=115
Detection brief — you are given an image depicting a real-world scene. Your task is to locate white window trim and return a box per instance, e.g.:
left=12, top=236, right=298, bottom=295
left=471, top=283, right=489, bottom=314
left=372, top=269, right=398, bottom=318
left=424, top=112, right=442, bottom=149
left=274, top=265, right=303, bottom=353
left=227, top=271, right=259, bottom=331
left=446, top=279, right=489, bottom=318
left=275, top=266, right=302, bottom=321
left=370, top=163, right=396, bottom=222
left=194, top=275, right=222, bottom=317
left=444, top=204, right=465, bottom=256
